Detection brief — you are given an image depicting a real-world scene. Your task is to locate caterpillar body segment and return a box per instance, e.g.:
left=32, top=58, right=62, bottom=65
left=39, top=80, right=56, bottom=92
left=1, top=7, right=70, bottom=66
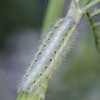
left=19, top=17, right=77, bottom=93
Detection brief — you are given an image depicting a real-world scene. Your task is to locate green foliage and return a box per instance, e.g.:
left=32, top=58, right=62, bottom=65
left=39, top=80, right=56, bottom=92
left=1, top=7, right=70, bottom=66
left=73, top=0, right=90, bottom=8
left=86, top=8, right=100, bottom=52
left=91, top=8, right=100, bottom=17
left=78, top=0, right=90, bottom=8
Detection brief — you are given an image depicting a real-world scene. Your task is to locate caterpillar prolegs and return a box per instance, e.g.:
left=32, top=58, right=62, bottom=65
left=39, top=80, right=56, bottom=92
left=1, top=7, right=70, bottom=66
left=18, top=16, right=79, bottom=93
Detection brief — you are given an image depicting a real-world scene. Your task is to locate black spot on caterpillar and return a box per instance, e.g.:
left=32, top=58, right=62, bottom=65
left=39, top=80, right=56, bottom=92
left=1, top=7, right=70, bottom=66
left=18, top=17, right=77, bottom=93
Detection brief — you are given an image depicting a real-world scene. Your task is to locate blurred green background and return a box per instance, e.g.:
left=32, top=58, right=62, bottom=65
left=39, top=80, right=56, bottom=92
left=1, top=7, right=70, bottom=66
left=0, top=0, right=100, bottom=100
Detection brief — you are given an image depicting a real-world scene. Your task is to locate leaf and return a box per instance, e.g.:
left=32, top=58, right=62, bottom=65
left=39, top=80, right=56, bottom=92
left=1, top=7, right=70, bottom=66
left=94, top=22, right=100, bottom=26
left=91, top=8, right=100, bottom=17
left=73, top=0, right=90, bottom=8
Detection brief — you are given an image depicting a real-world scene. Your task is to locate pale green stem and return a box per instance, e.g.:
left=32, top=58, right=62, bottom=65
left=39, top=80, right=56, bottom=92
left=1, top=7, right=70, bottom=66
left=17, top=80, right=49, bottom=100
left=91, top=9, right=100, bottom=17
left=94, top=22, right=100, bottom=26
left=42, top=0, right=66, bottom=32
left=86, top=12, right=100, bottom=52
left=82, top=0, right=100, bottom=12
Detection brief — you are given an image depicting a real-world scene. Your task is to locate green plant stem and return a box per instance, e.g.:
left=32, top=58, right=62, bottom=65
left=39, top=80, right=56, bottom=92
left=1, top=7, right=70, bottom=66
left=17, top=80, right=49, bottom=100
left=42, top=0, right=66, bottom=32
left=82, top=0, right=100, bottom=12
left=91, top=8, right=100, bottom=17
left=17, top=91, right=43, bottom=100
left=86, top=12, right=100, bottom=52
left=72, top=0, right=78, bottom=7
left=94, top=22, right=100, bottom=26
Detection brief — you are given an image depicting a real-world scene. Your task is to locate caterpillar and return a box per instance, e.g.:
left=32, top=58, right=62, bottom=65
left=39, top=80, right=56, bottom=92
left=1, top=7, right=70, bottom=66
left=17, top=0, right=100, bottom=99
left=18, top=0, right=85, bottom=98
left=18, top=9, right=83, bottom=94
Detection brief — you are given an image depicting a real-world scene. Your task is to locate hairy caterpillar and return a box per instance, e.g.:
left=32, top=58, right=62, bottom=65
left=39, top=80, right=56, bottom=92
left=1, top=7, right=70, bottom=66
left=18, top=8, right=83, bottom=94
left=17, top=0, right=100, bottom=99
left=17, top=2, right=86, bottom=99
